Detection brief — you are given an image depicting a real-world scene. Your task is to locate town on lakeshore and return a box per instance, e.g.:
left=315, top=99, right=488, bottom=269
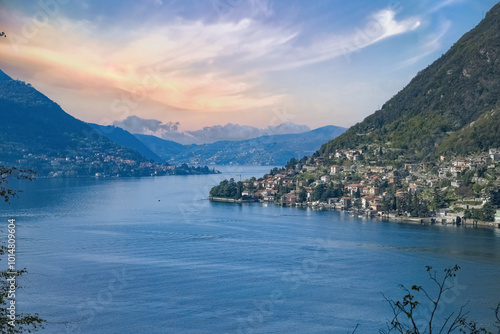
left=0, top=152, right=217, bottom=178
left=210, top=148, right=500, bottom=228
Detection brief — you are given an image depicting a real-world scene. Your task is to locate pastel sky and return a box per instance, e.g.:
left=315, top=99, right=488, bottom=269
left=0, top=0, right=496, bottom=131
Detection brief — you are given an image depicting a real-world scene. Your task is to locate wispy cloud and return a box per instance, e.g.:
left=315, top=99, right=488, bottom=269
left=396, top=20, right=452, bottom=69
left=268, top=9, right=421, bottom=69
left=0, top=4, right=423, bottom=116
left=429, top=0, right=466, bottom=13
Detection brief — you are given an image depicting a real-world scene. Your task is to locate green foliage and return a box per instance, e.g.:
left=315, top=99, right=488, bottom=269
left=269, top=167, right=285, bottom=176
left=430, top=188, right=447, bottom=212
left=0, top=166, right=37, bottom=203
left=464, top=201, right=496, bottom=222
left=456, top=184, right=475, bottom=198
left=0, top=244, right=45, bottom=333
left=209, top=178, right=243, bottom=200
left=491, top=190, right=500, bottom=206
left=285, top=158, right=298, bottom=170
left=0, top=169, right=44, bottom=332
left=172, top=164, right=214, bottom=175
left=310, top=183, right=342, bottom=202
left=319, top=3, right=500, bottom=160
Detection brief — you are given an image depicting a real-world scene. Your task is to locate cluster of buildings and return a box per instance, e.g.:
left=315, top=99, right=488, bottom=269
left=3, top=151, right=175, bottom=177
left=228, top=148, right=500, bottom=225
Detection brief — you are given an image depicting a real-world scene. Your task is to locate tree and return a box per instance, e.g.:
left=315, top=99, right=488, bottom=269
left=382, top=195, right=394, bottom=212
left=490, top=190, right=500, bottom=207
left=430, top=187, right=446, bottom=212
left=354, top=198, right=362, bottom=211
left=456, top=184, right=474, bottom=199
left=0, top=244, right=45, bottom=333
left=0, top=166, right=36, bottom=203
left=298, top=189, right=307, bottom=203
left=482, top=201, right=496, bottom=222
left=312, top=184, right=326, bottom=201
left=464, top=209, right=473, bottom=224
left=380, top=265, right=494, bottom=334
left=0, top=166, right=44, bottom=332
left=285, top=158, right=298, bottom=170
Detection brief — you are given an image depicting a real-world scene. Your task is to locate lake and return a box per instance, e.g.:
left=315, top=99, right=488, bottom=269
left=1, top=165, right=500, bottom=333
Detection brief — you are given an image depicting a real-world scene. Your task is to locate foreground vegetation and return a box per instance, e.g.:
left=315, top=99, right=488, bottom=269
left=376, top=265, right=500, bottom=334
left=1, top=166, right=44, bottom=333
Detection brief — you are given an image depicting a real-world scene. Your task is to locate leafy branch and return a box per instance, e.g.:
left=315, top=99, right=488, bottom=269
left=380, top=265, right=492, bottom=334
left=0, top=244, right=45, bottom=333
left=0, top=166, right=37, bottom=203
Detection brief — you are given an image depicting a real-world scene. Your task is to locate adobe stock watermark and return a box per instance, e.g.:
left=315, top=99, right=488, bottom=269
left=212, top=0, right=246, bottom=18
left=63, top=268, right=135, bottom=334
left=237, top=235, right=339, bottom=334
left=6, top=218, right=18, bottom=328
left=8, top=0, right=73, bottom=54
left=105, top=65, right=169, bottom=130
left=341, top=0, right=403, bottom=63
left=412, top=274, right=468, bottom=331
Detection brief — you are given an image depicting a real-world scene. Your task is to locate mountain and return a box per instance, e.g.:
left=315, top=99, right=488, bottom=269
left=133, top=134, right=185, bottom=159
left=320, top=2, right=500, bottom=161
left=135, top=125, right=346, bottom=165
left=88, top=123, right=163, bottom=163
left=0, top=69, right=164, bottom=176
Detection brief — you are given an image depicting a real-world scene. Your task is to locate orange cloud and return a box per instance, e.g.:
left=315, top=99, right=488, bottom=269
left=0, top=8, right=285, bottom=115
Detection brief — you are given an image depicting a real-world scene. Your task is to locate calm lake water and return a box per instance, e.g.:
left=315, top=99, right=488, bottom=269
left=1, top=166, right=500, bottom=333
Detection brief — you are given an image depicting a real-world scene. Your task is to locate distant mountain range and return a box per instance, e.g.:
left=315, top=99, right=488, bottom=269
left=320, top=2, right=500, bottom=161
left=114, top=116, right=312, bottom=145
left=0, top=67, right=345, bottom=169
left=0, top=69, right=209, bottom=177
left=131, top=125, right=346, bottom=165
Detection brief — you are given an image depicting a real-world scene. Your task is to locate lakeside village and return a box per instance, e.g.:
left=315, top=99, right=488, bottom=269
left=1, top=151, right=217, bottom=177
left=210, top=148, right=500, bottom=228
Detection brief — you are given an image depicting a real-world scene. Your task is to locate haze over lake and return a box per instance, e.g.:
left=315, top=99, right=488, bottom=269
left=1, top=166, right=500, bottom=333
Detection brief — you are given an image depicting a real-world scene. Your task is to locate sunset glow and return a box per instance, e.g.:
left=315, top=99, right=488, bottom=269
left=0, top=0, right=493, bottom=130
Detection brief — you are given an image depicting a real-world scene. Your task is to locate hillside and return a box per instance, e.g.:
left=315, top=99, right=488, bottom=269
left=134, top=134, right=185, bottom=160
left=0, top=69, right=145, bottom=163
left=88, top=124, right=163, bottom=163
left=134, top=125, right=346, bottom=165
left=0, top=69, right=185, bottom=177
left=320, top=2, right=500, bottom=161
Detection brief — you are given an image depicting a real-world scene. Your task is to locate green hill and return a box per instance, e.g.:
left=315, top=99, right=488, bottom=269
left=0, top=69, right=144, bottom=162
left=88, top=124, right=163, bottom=163
left=0, top=69, right=154, bottom=175
left=320, top=2, right=500, bottom=161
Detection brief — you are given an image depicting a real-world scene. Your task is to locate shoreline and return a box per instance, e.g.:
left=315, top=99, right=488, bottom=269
left=209, top=196, right=259, bottom=203
left=208, top=198, right=500, bottom=229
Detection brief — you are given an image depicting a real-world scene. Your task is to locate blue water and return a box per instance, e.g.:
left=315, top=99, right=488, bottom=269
left=1, top=166, right=500, bottom=333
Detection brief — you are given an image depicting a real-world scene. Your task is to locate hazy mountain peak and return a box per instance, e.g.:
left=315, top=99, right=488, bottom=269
left=114, top=115, right=311, bottom=145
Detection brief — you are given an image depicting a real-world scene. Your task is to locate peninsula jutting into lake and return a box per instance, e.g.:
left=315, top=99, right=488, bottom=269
left=211, top=3, right=500, bottom=230
left=1, top=0, right=500, bottom=333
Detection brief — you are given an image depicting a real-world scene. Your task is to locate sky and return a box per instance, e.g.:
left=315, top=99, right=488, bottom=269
left=0, top=0, right=497, bottom=133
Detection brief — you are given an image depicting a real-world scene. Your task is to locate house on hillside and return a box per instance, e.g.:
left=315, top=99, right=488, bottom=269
left=340, top=197, right=351, bottom=210
left=283, top=192, right=298, bottom=206
left=330, top=165, right=342, bottom=175
left=320, top=175, right=331, bottom=183
left=346, top=184, right=364, bottom=196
